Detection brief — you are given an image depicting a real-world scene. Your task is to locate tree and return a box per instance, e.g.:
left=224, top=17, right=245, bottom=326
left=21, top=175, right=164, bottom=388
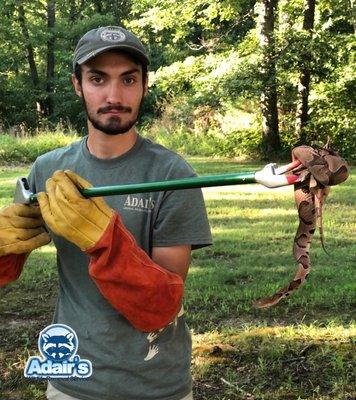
left=45, top=0, right=56, bottom=117
left=294, top=0, right=316, bottom=142
left=17, top=3, right=45, bottom=118
left=258, top=0, right=281, bottom=155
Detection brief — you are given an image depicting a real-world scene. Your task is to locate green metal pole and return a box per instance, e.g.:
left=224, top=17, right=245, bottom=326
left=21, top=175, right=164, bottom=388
left=29, top=172, right=256, bottom=203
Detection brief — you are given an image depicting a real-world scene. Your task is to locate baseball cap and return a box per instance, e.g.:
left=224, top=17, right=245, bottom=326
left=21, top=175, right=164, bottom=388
left=73, top=26, right=149, bottom=71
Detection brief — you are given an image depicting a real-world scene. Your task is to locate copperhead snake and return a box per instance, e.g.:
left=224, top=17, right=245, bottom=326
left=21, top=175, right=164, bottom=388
left=253, top=145, right=350, bottom=308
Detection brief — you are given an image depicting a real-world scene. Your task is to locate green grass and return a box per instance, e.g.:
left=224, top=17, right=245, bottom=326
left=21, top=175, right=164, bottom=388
left=0, top=160, right=355, bottom=400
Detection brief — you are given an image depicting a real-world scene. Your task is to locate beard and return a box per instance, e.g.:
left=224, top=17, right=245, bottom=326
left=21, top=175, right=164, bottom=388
left=82, top=93, right=144, bottom=136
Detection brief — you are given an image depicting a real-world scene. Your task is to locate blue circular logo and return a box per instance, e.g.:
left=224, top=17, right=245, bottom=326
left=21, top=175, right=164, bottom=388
left=38, top=324, right=78, bottom=362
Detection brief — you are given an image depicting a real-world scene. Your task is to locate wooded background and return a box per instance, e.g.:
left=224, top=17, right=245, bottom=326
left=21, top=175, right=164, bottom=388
left=0, top=0, right=355, bottom=160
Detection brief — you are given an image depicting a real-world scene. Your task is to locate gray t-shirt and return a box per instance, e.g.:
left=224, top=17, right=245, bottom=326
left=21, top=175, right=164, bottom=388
left=27, top=134, right=212, bottom=400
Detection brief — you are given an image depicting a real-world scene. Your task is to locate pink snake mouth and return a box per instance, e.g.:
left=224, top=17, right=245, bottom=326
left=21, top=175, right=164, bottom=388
left=276, top=160, right=302, bottom=185
left=274, top=160, right=302, bottom=175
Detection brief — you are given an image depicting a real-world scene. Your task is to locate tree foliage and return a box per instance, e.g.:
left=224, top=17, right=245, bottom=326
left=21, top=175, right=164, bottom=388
left=0, top=0, right=354, bottom=160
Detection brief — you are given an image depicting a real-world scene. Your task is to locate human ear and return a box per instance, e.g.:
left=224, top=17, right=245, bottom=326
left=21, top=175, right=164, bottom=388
left=72, top=74, right=83, bottom=97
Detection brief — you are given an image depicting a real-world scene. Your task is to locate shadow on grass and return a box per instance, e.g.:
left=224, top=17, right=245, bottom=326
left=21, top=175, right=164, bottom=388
left=192, top=326, right=355, bottom=400
left=186, top=245, right=355, bottom=334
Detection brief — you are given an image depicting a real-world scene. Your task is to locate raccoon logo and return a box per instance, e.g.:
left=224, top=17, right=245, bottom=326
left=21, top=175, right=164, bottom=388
left=42, top=332, right=75, bottom=362
left=25, top=324, right=92, bottom=379
left=39, top=325, right=77, bottom=362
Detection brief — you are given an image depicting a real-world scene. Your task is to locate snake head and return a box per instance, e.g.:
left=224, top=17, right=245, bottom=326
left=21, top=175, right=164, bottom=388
left=292, top=146, right=350, bottom=187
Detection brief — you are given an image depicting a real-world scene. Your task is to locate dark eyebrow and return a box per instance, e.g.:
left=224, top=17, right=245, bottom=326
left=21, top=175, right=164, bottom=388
left=85, top=68, right=140, bottom=77
left=86, top=68, right=107, bottom=76
left=120, top=68, right=140, bottom=76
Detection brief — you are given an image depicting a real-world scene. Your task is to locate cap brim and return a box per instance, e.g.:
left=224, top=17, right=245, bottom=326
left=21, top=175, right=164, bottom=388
left=76, top=44, right=149, bottom=67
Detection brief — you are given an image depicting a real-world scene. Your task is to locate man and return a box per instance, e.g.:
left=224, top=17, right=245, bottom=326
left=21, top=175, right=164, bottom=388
left=0, top=26, right=212, bottom=400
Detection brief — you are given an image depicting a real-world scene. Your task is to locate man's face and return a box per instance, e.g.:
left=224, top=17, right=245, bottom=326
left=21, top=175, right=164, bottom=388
left=72, top=51, right=147, bottom=135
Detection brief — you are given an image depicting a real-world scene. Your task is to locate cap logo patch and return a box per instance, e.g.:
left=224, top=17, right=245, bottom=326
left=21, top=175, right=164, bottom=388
left=100, top=28, right=126, bottom=43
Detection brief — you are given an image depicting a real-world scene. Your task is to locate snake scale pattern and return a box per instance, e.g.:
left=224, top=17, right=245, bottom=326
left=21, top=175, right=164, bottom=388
left=253, top=145, right=350, bottom=308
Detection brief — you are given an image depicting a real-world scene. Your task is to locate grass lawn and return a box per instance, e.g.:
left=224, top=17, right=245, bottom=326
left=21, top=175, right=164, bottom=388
left=0, top=159, right=355, bottom=400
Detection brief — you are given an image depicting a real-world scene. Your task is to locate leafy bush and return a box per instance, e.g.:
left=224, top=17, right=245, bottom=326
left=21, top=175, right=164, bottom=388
left=143, top=104, right=262, bottom=159
left=150, top=49, right=260, bottom=109
left=143, top=49, right=264, bottom=158
left=212, top=128, right=262, bottom=158
left=277, top=60, right=356, bottom=162
left=0, top=131, right=79, bottom=163
left=307, top=66, right=356, bottom=162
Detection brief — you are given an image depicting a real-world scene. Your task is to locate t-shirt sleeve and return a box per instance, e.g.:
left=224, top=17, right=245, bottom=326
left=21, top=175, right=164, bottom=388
left=27, top=161, right=37, bottom=194
left=151, top=158, right=212, bottom=250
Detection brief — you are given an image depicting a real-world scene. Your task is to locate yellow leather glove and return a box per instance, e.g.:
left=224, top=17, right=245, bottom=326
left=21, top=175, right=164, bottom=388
left=37, top=170, right=114, bottom=251
left=0, top=203, right=51, bottom=256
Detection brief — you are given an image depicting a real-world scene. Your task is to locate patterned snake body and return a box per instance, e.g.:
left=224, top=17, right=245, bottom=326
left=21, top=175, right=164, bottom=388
left=253, top=145, right=349, bottom=308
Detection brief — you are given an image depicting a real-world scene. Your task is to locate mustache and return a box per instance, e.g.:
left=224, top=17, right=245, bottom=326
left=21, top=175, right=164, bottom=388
left=98, top=105, right=132, bottom=114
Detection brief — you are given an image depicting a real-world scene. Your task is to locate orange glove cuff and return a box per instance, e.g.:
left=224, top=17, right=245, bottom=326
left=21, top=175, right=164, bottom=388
left=86, top=212, right=184, bottom=332
left=0, top=253, right=28, bottom=287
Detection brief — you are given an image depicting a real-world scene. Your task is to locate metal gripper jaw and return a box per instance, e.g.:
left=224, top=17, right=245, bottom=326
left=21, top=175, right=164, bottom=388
left=254, top=162, right=300, bottom=188
left=14, top=177, right=33, bottom=204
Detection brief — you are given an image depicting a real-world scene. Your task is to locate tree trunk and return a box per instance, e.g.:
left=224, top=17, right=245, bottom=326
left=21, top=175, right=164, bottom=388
left=94, top=0, right=103, bottom=14
left=46, top=0, right=56, bottom=118
left=349, top=0, right=356, bottom=36
left=69, top=1, right=76, bottom=23
left=18, top=4, right=45, bottom=118
left=295, top=0, right=316, bottom=143
left=259, top=0, right=281, bottom=155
